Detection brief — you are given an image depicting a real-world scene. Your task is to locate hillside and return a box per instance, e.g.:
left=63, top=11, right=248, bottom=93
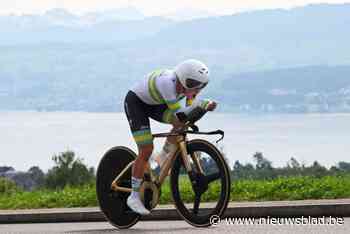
left=0, top=4, right=349, bottom=112
left=215, top=66, right=350, bottom=113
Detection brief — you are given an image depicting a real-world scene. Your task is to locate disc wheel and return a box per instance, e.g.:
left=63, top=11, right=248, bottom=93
left=96, top=146, right=140, bottom=229
left=170, top=139, right=231, bottom=227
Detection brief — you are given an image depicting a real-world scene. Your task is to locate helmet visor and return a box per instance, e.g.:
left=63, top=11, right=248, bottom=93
left=185, top=78, right=208, bottom=89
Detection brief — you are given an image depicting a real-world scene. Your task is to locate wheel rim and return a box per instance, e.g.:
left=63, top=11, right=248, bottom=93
left=171, top=140, right=230, bottom=227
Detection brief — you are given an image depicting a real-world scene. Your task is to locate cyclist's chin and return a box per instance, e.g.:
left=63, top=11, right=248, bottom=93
left=184, top=90, right=199, bottom=99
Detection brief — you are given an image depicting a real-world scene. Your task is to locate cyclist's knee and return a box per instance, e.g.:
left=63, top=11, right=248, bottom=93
left=138, top=144, right=154, bottom=161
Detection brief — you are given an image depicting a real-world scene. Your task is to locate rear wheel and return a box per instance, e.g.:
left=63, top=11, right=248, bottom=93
left=170, top=139, right=231, bottom=227
left=96, top=146, right=140, bottom=229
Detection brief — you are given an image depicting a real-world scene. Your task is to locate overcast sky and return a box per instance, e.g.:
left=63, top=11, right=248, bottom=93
left=0, top=0, right=349, bottom=16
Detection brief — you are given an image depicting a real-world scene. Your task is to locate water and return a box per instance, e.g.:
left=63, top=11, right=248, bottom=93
left=1, top=111, right=349, bottom=172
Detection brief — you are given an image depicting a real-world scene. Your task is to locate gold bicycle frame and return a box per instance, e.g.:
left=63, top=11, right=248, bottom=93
left=110, top=134, right=204, bottom=193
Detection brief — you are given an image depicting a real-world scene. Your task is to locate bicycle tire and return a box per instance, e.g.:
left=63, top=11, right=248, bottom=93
left=96, top=146, right=140, bottom=229
left=170, top=139, right=231, bottom=227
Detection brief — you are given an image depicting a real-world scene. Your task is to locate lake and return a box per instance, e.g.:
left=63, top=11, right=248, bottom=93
left=1, top=111, right=349, bottom=172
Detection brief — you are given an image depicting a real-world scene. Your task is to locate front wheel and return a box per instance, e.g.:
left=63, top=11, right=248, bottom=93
left=170, top=139, right=231, bottom=227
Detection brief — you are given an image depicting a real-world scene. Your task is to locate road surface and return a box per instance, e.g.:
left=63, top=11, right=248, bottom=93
left=0, top=218, right=349, bottom=234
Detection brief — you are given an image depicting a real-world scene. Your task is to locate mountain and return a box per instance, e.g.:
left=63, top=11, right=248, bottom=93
left=1, top=59, right=349, bottom=113
left=0, top=7, right=165, bottom=43
left=0, top=4, right=350, bottom=112
left=138, top=3, right=350, bottom=73
left=215, top=65, right=350, bottom=112
left=0, top=15, right=174, bottom=43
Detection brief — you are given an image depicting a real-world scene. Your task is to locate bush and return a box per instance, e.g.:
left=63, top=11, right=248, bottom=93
left=0, top=177, right=22, bottom=195
left=45, top=151, right=95, bottom=189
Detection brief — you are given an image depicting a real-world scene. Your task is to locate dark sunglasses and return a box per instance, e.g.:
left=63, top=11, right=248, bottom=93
left=185, top=78, right=208, bottom=90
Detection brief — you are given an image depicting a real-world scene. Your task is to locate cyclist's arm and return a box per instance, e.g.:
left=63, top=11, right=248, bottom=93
left=159, top=81, right=213, bottom=123
left=168, top=99, right=212, bottom=124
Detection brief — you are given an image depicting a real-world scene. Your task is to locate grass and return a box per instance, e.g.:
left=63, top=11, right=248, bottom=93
left=231, top=175, right=350, bottom=201
left=0, top=183, right=97, bottom=209
left=1, top=175, right=350, bottom=209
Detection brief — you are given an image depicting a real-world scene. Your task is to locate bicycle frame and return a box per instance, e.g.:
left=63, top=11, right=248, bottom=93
left=110, top=132, right=200, bottom=193
left=110, top=126, right=224, bottom=194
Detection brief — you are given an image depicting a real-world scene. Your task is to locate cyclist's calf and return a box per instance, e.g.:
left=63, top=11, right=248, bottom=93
left=133, top=144, right=154, bottom=178
left=138, top=144, right=154, bottom=159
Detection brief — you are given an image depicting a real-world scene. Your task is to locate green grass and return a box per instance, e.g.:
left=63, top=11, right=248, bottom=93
left=231, top=175, right=350, bottom=201
left=0, top=183, right=97, bottom=209
left=1, top=175, right=350, bottom=209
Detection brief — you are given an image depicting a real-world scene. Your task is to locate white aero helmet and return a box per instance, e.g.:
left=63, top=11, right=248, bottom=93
left=174, top=59, right=209, bottom=89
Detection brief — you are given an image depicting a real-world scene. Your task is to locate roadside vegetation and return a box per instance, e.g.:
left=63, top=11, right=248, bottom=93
left=1, top=151, right=350, bottom=209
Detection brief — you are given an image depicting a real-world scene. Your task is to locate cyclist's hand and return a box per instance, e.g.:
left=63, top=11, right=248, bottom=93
left=201, top=100, right=217, bottom=111
left=206, top=101, right=217, bottom=111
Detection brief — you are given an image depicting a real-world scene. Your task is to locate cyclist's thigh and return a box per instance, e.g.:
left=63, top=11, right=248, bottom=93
left=124, top=91, right=153, bottom=147
left=146, top=104, right=173, bottom=124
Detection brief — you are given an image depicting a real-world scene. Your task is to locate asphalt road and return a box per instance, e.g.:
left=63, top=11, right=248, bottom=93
left=0, top=218, right=349, bottom=234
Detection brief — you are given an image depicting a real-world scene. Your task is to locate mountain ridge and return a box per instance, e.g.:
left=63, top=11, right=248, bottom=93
left=0, top=3, right=349, bottom=112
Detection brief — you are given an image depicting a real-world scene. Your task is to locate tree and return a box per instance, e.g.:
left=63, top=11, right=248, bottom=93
left=337, top=162, right=350, bottom=173
left=253, top=152, right=275, bottom=179
left=199, top=156, right=217, bottom=175
left=0, top=166, right=14, bottom=174
left=282, top=157, right=303, bottom=177
left=45, top=151, right=95, bottom=189
left=308, top=161, right=328, bottom=177
left=253, top=152, right=273, bottom=170
left=231, top=160, right=257, bottom=180
left=231, top=160, right=243, bottom=179
left=28, top=166, right=45, bottom=188
left=287, top=157, right=301, bottom=169
left=0, top=177, right=21, bottom=195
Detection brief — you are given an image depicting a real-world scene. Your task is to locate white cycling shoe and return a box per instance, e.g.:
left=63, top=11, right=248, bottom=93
left=127, top=195, right=150, bottom=215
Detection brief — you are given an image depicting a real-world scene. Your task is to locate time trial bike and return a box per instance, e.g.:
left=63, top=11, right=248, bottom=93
left=96, top=108, right=231, bottom=228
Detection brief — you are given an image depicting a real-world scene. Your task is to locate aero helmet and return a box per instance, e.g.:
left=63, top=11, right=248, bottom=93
left=174, top=59, right=209, bottom=89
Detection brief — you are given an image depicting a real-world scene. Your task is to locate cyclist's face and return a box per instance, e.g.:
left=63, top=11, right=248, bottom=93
left=176, top=78, right=202, bottom=98
left=184, top=87, right=201, bottom=99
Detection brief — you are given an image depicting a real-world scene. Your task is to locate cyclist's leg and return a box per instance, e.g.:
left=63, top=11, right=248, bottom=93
left=147, top=105, right=181, bottom=165
left=124, top=91, right=154, bottom=215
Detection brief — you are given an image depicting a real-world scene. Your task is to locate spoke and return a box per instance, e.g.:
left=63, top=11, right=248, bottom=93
left=206, top=172, right=221, bottom=183
left=193, top=194, right=201, bottom=215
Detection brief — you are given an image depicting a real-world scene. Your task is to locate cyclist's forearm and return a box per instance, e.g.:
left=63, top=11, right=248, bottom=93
left=173, top=100, right=205, bottom=121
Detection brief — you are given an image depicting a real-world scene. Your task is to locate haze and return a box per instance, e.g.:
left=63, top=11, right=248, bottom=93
left=0, top=0, right=349, bottom=16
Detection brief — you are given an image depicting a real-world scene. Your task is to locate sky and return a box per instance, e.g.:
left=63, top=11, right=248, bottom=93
left=0, top=0, right=349, bottom=16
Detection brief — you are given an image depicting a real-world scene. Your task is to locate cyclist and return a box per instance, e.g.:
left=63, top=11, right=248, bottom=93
left=124, top=59, right=217, bottom=215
